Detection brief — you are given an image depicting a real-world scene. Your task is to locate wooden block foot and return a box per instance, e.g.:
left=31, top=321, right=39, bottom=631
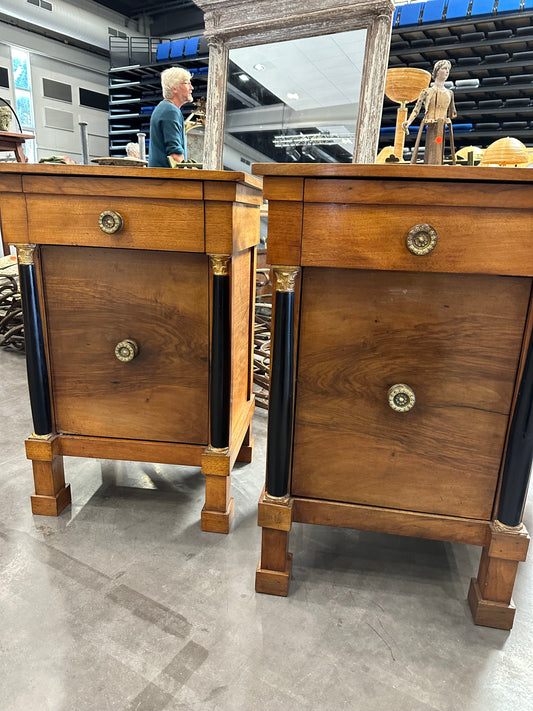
left=236, top=438, right=254, bottom=463
left=255, top=553, right=293, bottom=596
left=201, top=497, right=235, bottom=533
left=468, top=578, right=516, bottom=630
left=30, top=484, right=71, bottom=516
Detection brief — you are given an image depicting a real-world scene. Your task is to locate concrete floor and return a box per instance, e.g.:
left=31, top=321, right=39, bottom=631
left=1, top=346, right=532, bottom=711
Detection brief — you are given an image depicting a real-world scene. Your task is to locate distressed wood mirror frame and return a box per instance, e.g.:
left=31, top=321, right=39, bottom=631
left=196, top=0, right=395, bottom=169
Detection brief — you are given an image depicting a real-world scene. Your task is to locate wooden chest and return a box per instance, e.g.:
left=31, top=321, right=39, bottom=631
left=0, top=164, right=262, bottom=533
left=252, top=163, right=532, bottom=629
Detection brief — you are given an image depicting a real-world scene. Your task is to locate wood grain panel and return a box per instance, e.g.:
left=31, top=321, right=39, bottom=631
left=252, top=163, right=530, bottom=183
left=301, top=203, right=533, bottom=276
left=0, top=174, right=22, bottom=192
left=266, top=200, right=303, bottom=266
left=22, top=174, right=204, bottom=200
left=26, top=195, right=204, bottom=251
left=205, top=202, right=260, bottom=254
left=229, top=249, right=254, bottom=440
left=261, top=177, right=304, bottom=202
left=291, top=268, right=531, bottom=519
left=292, top=498, right=490, bottom=546
left=303, top=178, right=533, bottom=210
left=41, top=246, right=209, bottom=443
left=0, top=194, right=28, bottom=245
left=203, top=180, right=263, bottom=204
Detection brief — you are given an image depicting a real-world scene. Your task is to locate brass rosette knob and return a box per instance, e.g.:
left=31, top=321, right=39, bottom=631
left=98, top=210, right=124, bottom=234
left=388, top=383, right=416, bottom=413
left=406, top=223, right=438, bottom=256
left=115, top=339, right=138, bottom=362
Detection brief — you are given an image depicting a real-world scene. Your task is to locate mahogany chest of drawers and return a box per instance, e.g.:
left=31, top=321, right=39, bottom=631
left=0, top=164, right=262, bottom=533
left=252, top=163, right=532, bottom=629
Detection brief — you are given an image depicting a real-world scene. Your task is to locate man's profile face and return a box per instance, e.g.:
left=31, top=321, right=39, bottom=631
left=172, top=79, right=193, bottom=106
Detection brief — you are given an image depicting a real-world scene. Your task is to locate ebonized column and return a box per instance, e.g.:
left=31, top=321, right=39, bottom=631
left=209, top=254, right=231, bottom=450
left=497, top=324, right=533, bottom=528
left=266, top=266, right=299, bottom=498
left=15, top=244, right=52, bottom=436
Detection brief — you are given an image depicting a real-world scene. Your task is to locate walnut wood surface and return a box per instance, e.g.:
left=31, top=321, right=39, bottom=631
left=229, top=249, right=255, bottom=440
left=0, top=193, right=28, bottom=252
left=26, top=432, right=205, bottom=467
left=0, top=174, right=22, bottom=192
left=253, top=163, right=531, bottom=182
left=23, top=174, right=204, bottom=199
left=301, top=204, right=533, bottom=276
left=40, top=246, right=209, bottom=444
left=291, top=268, right=531, bottom=519
left=0, top=161, right=262, bottom=188
left=262, top=167, right=533, bottom=274
left=292, top=498, right=489, bottom=546
left=27, top=195, right=205, bottom=252
left=205, top=202, right=260, bottom=254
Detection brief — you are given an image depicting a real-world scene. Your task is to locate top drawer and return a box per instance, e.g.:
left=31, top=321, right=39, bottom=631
left=298, top=178, right=533, bottom=276
left=26, top=194, right=204, bottom=252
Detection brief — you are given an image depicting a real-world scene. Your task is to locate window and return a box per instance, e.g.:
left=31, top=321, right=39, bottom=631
left=43, top=77, right=72, bottom=102
left=79, top=88, right=108, bottom=111
left=11, top=47, right=37, bottom=161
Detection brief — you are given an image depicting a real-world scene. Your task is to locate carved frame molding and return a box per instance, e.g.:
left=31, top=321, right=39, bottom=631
left=195, top=0, right=395, bottom=169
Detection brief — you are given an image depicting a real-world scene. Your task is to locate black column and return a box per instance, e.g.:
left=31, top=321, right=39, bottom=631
left=18, top=247, right=52, bottom=435
left=209, top=259, right=230, bottom=449
left=497, top=326, right=533, bottom=527
left=266, top=267, right=299, bottom=498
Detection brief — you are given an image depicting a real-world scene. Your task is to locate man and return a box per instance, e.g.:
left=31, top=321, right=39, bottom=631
left=148, top=67, right=193, bottom=168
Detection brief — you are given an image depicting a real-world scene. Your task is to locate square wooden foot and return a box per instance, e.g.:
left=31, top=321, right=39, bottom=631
left=236, top=438, right=254, bottom=463
left=255, top=553, right=293, bottom=596
left=201, top=497, right=235, bottom=534
left=468, top=578, right=516, bottom=631
left=30, top=484, right=71, bottom=516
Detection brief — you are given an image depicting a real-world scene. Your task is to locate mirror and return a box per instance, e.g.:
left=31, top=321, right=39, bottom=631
left=195, top=0, right=395, bottom=169
left=223, top=29, right=367, bottom=168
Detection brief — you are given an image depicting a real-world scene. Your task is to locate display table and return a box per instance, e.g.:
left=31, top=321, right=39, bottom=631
left=252, top=163, right=532, bottom=629
left=0, top=164, right=262, bottom=533
left=0, top=131, right=34, bottom=162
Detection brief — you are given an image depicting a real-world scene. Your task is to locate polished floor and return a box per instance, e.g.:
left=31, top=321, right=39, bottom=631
left=1, top=346, right=532, bottom=711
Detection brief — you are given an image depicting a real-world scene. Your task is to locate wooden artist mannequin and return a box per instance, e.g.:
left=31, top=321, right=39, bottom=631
left=402, top=59, right=457, bottom=164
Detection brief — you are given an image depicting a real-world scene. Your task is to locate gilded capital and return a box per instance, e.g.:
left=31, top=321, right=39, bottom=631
left=14, top=244, right=36, bottom=265
left=209, top=254, right=230, bottom=276
left=274, top=266, right=299, bottom=292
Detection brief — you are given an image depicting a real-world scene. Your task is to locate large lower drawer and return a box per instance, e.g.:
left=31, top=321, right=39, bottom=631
left=291, top=267, right=532, bottom=519
left=40, top=245, right=210, bottom=444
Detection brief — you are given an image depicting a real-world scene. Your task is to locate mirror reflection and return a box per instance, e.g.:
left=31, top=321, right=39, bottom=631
left=223, top=29, right=367, bottom=168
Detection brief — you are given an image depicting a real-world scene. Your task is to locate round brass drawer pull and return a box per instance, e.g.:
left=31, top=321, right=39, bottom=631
left=98, top=210, right=124, bottom=234
left=406, top=223, right=438, bottom=256
left=388, top=383, right=416, bottom=413
left=115, top=339, right=138, bottom=362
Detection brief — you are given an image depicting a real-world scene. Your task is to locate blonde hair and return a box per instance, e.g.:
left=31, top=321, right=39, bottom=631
left=125, top=142, right=139, bottom=157
left=161, top=66, right=192, bottom=99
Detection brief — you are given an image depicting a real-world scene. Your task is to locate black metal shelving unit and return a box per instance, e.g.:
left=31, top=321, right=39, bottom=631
left=107, top=35, right=209, bottom=156
left=381, top=0, right=533, bottom=159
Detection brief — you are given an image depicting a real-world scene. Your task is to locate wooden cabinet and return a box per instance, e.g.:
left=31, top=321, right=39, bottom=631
left=0, top=164, right=262, bottom=533
left=252, top=163, right=532, bottom=629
